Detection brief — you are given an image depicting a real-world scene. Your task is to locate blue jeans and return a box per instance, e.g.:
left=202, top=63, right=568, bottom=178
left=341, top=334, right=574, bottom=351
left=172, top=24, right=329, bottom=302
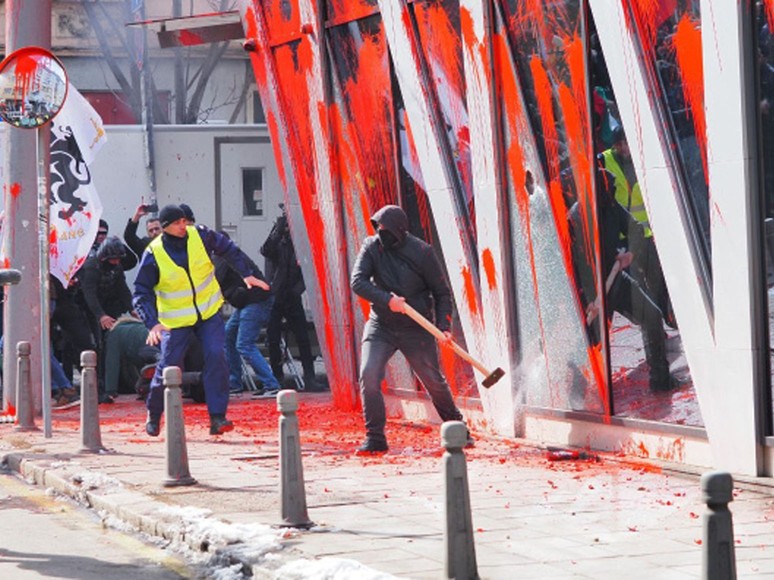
left=0, top=336, right=71, bottom=392
left=147, top=313, right=229, bottom=418
left=225, top=297, right=280, bottom=391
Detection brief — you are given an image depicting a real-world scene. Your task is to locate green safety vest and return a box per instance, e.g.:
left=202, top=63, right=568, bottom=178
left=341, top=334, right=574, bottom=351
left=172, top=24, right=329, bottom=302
left=149, top=227, right=223, bottom=328
left=601, top=149, right=652, bottom=238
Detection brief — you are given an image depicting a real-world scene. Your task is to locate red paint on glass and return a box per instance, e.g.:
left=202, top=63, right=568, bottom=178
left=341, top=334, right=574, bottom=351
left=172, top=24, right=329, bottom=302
left=766, top=0, right=774, bottom=33
left=530, top=56, right=560, bottom=182
left=671, top=15, right=708, bottom=181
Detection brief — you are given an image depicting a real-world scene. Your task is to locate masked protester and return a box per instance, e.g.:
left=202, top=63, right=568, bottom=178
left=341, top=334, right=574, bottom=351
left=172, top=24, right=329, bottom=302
left=350, top=204, right=473, bottom=454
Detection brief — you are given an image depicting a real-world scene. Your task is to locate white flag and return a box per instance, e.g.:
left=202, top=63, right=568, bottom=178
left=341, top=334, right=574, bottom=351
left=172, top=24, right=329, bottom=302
left=48, top=84, right=106, bottom=286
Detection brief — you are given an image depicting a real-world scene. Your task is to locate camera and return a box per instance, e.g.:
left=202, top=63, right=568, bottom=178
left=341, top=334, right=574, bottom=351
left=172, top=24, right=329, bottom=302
left=141, top=203, right=158, bottom=213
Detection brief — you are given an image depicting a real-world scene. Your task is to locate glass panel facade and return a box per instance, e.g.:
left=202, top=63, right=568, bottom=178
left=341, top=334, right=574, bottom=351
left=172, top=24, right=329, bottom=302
left=626, top=0, right=711, bottom=265
left=756, top=0, right=774, bottom=426
left=412, top=0, right=475, bottom=236
left=588, top=12, right=700, bottom=426
left=328, top=16, right=399, bottom=210
left=497, top=0, right=607, bottom=414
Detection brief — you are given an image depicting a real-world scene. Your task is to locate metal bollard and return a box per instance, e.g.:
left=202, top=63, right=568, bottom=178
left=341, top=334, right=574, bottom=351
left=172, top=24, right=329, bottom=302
left=162, top=366, right=196, bottom=487
left=442, top=421, right=478, bottom=580
left=277, top=390, right=313, bottom=528
left=79, top=351, right=104, bottom=453
left=14, top=341, right=36, bottom=431
left=702, top=471, right=737, bottom=580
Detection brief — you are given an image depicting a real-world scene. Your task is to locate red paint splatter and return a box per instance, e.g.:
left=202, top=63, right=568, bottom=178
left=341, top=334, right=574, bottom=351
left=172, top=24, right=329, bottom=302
left=671, top=15, right=708, bottom=182
left=176, top=30, right=205, bottom=46
left=481, top=248, right=497, bottom=291
left=461, top=265, right=479, bottom=317
left=10, top=183, right=21, bottom=198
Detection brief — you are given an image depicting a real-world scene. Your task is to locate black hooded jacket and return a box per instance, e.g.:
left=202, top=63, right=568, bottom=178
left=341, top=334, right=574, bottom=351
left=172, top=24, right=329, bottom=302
left=350, top=205, right=453, bottom=332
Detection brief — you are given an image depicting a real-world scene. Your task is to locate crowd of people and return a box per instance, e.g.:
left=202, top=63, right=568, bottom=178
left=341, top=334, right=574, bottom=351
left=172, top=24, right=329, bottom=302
left=36, top=199, right=323, bottom=438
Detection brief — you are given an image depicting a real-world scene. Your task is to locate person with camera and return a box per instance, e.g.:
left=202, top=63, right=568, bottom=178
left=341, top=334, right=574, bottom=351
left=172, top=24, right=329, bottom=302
left=124, top=201, right=162, bottom=258
left=261, top=206, right=322, bottom=391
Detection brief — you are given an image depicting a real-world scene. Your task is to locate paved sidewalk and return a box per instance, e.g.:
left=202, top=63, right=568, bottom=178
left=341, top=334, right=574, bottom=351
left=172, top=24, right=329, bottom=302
left=1, top=392, right=774, bottom=579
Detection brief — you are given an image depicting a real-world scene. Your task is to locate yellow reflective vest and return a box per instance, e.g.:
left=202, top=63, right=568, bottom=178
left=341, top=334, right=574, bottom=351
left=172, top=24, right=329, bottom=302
left=601, top=149, right=652, bottom=238
left=149, top=227, right=223, bottom=328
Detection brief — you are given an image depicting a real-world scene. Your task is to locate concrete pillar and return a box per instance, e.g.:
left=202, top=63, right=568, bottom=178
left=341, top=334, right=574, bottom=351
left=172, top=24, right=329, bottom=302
left=2, top=0, right=52, bottom=415
left=79, top=351, right=103, bottom=453
left=277, top=389, right=313, bottom=528
left=702, top=471, right=737, bottom=580
left=442, top=421, right=478, bottom=580
left=163, top=366, right=196, bottom=487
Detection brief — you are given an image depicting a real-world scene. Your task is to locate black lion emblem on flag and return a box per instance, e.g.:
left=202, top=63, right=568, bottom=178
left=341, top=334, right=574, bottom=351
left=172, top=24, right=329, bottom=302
left=50, top=123, right=91, bottom=220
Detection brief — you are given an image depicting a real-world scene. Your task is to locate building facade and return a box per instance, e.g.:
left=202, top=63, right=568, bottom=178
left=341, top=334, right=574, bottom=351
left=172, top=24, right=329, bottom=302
left=236, top=0, right=774, bottom=477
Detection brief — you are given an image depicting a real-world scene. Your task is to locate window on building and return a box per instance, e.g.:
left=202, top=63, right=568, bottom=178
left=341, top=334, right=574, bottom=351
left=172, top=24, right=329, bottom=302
left=242, top=168, right=264, bottom=216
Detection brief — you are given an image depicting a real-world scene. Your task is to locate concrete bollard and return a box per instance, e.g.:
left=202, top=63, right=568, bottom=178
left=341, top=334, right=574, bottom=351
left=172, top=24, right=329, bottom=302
left=277, top=389, right=313, bottom=528
left=442, top=421, right=478, bottom=580
left=702, top=471, right=737, bottom=580
left=162, top=366, right=196, bottom=487
left=79, top=351, right=104, bottom=453
left=14, top=341, right=36, bottom=431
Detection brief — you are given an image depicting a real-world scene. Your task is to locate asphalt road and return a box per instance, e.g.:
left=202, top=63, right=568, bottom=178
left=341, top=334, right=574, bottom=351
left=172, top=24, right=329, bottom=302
left=0, top=469, right=194, bottom=579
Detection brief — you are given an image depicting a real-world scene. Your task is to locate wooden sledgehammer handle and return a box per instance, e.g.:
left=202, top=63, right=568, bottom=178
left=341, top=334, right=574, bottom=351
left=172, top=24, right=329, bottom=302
left=401, top=302, right=505, bottom=388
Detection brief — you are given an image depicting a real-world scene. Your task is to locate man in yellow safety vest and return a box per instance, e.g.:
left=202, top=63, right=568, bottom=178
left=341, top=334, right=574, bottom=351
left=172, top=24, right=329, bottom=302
left=598, top=127, right=675, bottom=329
left=133, top=204, right=268, bottom=437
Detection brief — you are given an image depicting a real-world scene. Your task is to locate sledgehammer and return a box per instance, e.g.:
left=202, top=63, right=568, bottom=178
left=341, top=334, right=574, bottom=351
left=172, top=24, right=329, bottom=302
left=401, top=302, right=505, bottom=388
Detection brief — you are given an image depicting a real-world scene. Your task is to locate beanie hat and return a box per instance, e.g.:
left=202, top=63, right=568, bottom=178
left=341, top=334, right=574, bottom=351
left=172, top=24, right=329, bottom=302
left=180, top=203, right=196, bottom=223
left=159, top=204, right=186, bottom=228
left=98, top=219, right=109, bottom=232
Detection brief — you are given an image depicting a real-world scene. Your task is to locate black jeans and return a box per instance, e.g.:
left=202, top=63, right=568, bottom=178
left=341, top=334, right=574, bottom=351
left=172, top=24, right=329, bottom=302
left=358, top=319, right=463, bottom=441
left=266, top=292, right=314, bottom=378
left=610, top=271, right=669, bottom=388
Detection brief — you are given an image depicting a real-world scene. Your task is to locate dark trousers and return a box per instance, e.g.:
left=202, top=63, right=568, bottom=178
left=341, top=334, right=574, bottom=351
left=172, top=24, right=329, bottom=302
left=358, top=320, right=463, bottom=441
left=631, top=237, right=672, bottom=323
left=266, top=292, right=314, bottom=377
left=52, top=298, right=96, bottom=382
left=610, top=271, right=669, bottom=388
left=146, top=314, right=229, bottom=419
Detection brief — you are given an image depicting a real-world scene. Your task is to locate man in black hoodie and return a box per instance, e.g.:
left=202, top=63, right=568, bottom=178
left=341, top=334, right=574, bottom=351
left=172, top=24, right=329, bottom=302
left=350, top=204, right=469, bottom=454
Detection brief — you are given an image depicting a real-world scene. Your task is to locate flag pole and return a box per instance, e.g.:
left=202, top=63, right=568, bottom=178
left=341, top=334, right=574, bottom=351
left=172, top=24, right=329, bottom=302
left=36, top=127, right=52, bottom=438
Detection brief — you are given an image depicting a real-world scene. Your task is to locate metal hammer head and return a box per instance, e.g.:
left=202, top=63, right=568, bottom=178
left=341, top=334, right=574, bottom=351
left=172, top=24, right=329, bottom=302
left=0, top=269, right=21, bottom=286
left=482, top=367, right=505, bottom=388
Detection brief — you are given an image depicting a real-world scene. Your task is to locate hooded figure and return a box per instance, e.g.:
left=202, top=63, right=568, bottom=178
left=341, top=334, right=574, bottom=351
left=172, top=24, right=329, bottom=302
left=350, top=204, right=469, bottom=454
left=352, top=204, right=452, bottom=332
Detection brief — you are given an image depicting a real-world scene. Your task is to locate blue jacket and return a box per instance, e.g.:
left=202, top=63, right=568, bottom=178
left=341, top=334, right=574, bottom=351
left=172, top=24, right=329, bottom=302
left=132, top=225, right=250, bottom=329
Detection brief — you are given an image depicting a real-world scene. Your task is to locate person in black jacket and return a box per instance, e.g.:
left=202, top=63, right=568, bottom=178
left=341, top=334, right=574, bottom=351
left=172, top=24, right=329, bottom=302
left=571, top=168, right=677, bottom=393
left=260, top=208, right=320, bottom=389
left=214, top=239, right=278, bottom=396
left=124, top=203, right=162, bottom=258
left=350, top=204, right=470, bottom=454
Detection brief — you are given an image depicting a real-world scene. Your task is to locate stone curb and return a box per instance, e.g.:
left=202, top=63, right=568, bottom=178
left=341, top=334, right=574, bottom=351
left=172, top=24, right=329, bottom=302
left=1, top=451, right=273, bottom=575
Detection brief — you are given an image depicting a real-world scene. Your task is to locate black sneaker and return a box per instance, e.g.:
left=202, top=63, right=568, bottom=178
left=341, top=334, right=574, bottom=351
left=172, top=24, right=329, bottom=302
left=355, top=438, right=388, bottom=455
left=210, top=416, right=234, bottom=435
left=146, top=414, right=161, bottom=437
left=99, top=392, right=115, bottom=404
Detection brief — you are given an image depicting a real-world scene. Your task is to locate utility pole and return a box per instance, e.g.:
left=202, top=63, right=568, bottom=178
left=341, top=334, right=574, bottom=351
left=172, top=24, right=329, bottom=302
left=132, top=0, right=157, bottom=204
left=2, top=0, right=52, bottom=415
